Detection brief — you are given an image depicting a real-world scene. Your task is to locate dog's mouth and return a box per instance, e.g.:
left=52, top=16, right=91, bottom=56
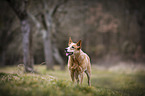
left=66, top=52, right=73, bottom=56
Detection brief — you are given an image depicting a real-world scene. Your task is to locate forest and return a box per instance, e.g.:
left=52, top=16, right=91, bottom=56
left=1, top=0, right=145, bottom=69
left=0, top=0, right=145, bottom=96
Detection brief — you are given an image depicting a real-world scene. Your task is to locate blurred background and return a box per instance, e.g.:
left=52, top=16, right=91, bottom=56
left=0, top=0, right=145, bottom=70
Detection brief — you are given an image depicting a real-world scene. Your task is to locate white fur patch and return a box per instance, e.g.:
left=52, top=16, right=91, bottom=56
left=67, top=43, right=76, bottom=53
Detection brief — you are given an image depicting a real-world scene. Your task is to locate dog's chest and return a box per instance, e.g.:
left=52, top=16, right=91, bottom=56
left=72, top=56, right=80, bottom=65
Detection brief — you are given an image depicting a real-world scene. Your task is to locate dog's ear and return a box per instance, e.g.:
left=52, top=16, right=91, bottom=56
left=68, top=37, right=73, bottom=46
left=76, top=40, right=81, bottom=50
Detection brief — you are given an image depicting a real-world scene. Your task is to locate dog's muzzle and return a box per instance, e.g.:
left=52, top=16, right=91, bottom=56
left=65, top=48, right=73, bottom=56
left=65, top=48, right=68, bottom=52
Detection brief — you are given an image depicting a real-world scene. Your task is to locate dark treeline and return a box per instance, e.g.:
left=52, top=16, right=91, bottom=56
left=0, top=0, right=145, bottom=70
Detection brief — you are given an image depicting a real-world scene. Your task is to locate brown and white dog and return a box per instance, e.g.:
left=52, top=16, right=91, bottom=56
left=65, top=37, right=91, bottom=86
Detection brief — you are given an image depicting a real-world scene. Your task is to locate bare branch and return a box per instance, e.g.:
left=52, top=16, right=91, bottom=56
left=42, top=0, right=49, bottom=11
left=27, top=11, right=41, bottom=29
left=49, top=0, right=68, bottom=16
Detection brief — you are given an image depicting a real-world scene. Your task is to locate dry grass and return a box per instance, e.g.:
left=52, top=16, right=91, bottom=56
left=0, top=64, right=145, bottom=96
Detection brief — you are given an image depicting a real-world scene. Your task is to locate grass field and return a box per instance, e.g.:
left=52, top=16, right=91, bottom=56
left=0, top=65, right=145, bottom=96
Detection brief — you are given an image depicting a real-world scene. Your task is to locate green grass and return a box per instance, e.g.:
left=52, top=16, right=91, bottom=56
left=0, top=65, right=145, bottom=96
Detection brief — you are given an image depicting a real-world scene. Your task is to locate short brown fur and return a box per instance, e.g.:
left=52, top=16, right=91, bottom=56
left=65, top=37, right=91, bottom=86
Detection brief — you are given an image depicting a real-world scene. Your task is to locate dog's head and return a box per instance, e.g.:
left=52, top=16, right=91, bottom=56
left=65, top=37, right=81, bottom=56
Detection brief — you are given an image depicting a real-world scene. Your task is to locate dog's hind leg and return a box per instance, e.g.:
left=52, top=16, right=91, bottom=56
left=85, top=70, right=91, bottom=86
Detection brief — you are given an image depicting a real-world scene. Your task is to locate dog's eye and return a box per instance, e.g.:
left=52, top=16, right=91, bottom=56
left=72, top=46, right=74, bottom=48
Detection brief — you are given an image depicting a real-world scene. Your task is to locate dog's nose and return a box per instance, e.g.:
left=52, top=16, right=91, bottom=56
left=65, top=48, right=68, bottom=52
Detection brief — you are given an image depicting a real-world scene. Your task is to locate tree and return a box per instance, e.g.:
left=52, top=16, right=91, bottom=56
left=28, top=0, right=67, bottom=70
left=7, top=0, right=34, bottom=72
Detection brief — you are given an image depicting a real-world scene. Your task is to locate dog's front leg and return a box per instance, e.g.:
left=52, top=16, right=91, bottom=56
left=70, top=70, right=75, bottom=83
left=74, top=71, right=80, bottom=85
left=80, top=73, right=84, bottom=85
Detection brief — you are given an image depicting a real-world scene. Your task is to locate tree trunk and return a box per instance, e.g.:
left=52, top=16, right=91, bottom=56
left=28, top=12, right=64, bottom=70
left=21, top=19, right=34, bottom=72
left=52, top=24, right=65, bottom=70
left=41, top=12, right=54, bottom=70
left=41, top=0, right=67, bottom=70
left=7, top=0, right=34, bottom=72
left=42, top=29, right=54, bottom=70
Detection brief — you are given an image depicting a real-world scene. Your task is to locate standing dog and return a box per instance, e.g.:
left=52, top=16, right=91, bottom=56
left=65, top=37, right=91, bottom=86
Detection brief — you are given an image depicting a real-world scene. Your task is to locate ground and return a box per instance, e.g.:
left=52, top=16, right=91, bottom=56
left=0, top=64, right=145, bottom=96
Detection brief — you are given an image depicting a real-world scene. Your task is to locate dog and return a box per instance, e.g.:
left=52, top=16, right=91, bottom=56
left=65, top=37, right=91, bottom=86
